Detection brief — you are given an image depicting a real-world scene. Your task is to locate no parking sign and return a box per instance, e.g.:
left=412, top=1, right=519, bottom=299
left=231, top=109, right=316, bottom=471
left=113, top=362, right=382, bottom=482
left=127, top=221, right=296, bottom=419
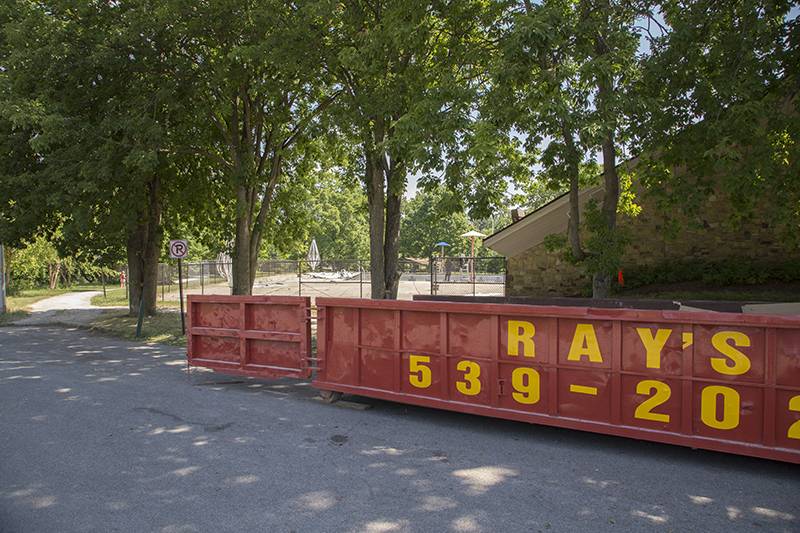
left=169, top=239, right=189, bottom=259
left=169, top=239, right=189, bottom=335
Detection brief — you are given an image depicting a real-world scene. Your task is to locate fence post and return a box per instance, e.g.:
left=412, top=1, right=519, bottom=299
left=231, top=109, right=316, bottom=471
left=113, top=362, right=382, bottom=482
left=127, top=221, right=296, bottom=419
left=473, top=257, right=477, bottom=296
left=135, top=299, right=146, bottom=338
left=298, top=259, right=302, bottom=296
left=430, top=256, right=435, bottom=295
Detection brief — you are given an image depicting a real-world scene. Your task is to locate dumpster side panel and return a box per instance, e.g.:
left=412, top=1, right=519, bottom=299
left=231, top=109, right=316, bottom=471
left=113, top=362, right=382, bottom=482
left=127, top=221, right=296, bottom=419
left=187, top=295, right=311, bottom=379
left=313, top=298, right=800, bottom=464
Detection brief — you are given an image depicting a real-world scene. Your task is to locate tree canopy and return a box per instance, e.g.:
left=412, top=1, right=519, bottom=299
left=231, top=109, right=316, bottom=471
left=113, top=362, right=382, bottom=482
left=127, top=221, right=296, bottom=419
left=1, top=0, right=196, bottom=314
left=306, top=171, right=370, bottom=261
left=486, top=0, right=649, bottom=297
left=634, top=0, right=800, bottom=245
left=2, top=0, right=796, bottom=302
left=399, top=188, right=474, bottom=259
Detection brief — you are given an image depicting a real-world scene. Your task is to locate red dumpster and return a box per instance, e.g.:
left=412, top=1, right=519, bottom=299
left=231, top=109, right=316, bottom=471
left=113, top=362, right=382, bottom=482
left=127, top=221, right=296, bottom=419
left=313, top=298, right=800, bottom=464
left=186, top=294, right=800, bottom=463
left=187, top=295, right=312, bottom=380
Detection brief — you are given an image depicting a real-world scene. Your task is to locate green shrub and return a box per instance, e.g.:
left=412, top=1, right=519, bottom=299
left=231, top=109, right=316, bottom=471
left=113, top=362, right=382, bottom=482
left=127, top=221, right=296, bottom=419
left=623, top=256, right=800, bottom=289
left=702, top=258, right=768, bottom=287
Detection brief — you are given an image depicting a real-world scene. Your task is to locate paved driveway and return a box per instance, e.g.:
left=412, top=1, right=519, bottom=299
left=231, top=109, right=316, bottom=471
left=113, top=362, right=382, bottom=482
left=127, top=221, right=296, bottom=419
left=1, top=324, right=799, bottom=533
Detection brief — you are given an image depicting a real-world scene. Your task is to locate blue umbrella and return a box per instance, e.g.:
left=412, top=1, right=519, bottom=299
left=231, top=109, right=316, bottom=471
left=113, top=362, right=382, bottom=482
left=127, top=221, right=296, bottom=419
left=434, top=242, right=451, bottom=273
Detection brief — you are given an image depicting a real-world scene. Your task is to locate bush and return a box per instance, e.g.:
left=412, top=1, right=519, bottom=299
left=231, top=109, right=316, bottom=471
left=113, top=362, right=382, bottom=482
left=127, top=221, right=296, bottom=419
left=623, top=256, right=800, bottom=289
left=702, top=258, right=768, bottom=287
left=622, top=258, right=705, bottom=289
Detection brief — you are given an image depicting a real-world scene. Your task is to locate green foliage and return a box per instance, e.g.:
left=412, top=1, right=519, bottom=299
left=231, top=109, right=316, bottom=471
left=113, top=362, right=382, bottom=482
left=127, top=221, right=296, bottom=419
left=473, top=208, right=512, bottom=244
left=623, top=256, right=800, bottom=290
left=486, top=0, right=649, bottom=297
left=399, top=188, right=473, bottom=259
left=306, top=172, right=370, bottom=260
left=7, top=235, right=59, bottom=289
left=178, top=0, right=338, bottom=293
left=545, top=199, right=633, bottom=278
left=6, top=232, right=119, bottom=291
left=634, top=0, right=800, bottom=246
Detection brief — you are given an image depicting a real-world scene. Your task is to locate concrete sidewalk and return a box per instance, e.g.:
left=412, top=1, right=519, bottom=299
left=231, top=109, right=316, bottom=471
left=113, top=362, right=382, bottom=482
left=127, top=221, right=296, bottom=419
left=8, top=291, right=127, bottom=327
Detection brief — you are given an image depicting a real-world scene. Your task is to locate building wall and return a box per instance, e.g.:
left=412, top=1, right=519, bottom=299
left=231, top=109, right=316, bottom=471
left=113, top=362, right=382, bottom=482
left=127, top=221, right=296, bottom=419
left=505, top=189, right=797, bottom=297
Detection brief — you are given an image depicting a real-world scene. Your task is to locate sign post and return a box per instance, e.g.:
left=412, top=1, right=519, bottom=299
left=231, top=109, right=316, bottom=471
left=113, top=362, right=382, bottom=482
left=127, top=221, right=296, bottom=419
left=0, top=244, right=6, bottom=314
left=169, top=239, right=189, bottom=334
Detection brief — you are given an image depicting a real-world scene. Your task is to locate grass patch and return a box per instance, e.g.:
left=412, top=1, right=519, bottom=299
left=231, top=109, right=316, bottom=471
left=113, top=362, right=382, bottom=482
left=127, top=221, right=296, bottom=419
left=86, top=289, right=185, bottom=345
left=89, top=288, right=128, bottom=306
left=1, top=285, right=184, bottom=340
left=90, top=288, right=181, bottom=309
left=91, top=309, right=187, bottom=346
left=0, top=309, right=30, bottom=323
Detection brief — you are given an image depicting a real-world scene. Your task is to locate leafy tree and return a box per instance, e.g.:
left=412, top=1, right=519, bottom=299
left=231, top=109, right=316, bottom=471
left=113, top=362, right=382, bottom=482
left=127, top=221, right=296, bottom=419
left=487, top=0, right=648, bottom=298
left=0, top=117, right=54, bottom=247
left=473, top=207, right=513, bottom=254
left=317, top=0, right=490, bottom=299
left=6, top=234, right=62, bottom=290
left=4, top=230, right=112, bottom=290
left=399, top=188, right=473, bottom=259
left=306, top=171, right=370, bottom=261
left=176, top=0, right=339, bottom=295
left=634, top=0, right=800, bottom=245
left=1, top=0, right=196, bottom=315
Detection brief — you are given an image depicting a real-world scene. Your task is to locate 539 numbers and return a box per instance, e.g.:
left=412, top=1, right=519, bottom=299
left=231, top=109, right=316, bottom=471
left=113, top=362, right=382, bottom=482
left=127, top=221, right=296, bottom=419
left=407, top=355, right=800, bottom=440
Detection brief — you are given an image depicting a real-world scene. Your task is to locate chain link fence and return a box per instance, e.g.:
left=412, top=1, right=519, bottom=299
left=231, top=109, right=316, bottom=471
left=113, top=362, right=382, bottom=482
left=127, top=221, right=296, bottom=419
left=430, top=256, right=506, bottom=297
left=152, top=256, right=505, bottom=301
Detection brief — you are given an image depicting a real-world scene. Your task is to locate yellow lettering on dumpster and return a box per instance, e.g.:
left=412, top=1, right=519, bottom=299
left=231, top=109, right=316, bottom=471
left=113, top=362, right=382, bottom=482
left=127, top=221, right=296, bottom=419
left=711, top=331, right=752, bottom=376
left=568, top=324, right=603, bottom=363
left=507, top=320, right=535, bottom=357
left=636, top=328, right=673, bottom=369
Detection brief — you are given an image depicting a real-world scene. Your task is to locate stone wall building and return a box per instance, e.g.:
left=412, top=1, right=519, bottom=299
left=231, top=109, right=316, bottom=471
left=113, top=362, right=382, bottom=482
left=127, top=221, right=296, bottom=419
left=484, top=178, right=797, bottom=298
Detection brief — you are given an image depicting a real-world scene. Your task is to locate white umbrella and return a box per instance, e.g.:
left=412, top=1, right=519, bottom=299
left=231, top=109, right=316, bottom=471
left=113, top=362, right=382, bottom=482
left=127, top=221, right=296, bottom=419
left=460, top=231, right=487, bottom=281
left=307, top=239, right=320, bottom=271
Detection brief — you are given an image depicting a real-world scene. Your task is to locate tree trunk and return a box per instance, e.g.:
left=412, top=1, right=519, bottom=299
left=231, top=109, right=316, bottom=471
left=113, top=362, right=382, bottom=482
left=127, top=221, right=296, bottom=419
left=48, top=263, right=60, bottom=290
left=365, top=151, right=387, bottom=299
left=563, top=126, right=587, bottom=262
left=591, top=0, right=619, bottom=300
left=600, top=128, right=619, bottom=234
left=248, top=230, right=264, bottom=290
left=231, top=183, right=252, bottom=296
left=592, top=123, right=619, bottom=300
left=593, top=271, right=611, bottom=299
left=126, top=175, right=163, bottom=316
left=383, top=185, right=402, bottom=300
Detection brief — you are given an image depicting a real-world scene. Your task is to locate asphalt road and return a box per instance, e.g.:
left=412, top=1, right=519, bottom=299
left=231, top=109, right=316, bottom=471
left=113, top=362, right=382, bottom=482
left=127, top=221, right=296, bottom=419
left=2, top=324, right=799, bottom=533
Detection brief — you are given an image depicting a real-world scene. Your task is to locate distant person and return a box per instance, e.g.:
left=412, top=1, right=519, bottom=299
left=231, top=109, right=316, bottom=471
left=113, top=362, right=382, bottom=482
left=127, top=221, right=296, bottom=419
left=120, top=272, right=126, bottom=288
left=445, top=259, right=453, bottom=281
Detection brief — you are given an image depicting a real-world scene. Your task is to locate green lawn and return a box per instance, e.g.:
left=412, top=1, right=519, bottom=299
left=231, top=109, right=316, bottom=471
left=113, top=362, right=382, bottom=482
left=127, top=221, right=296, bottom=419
left=89, top=309, right=188, bottom=346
